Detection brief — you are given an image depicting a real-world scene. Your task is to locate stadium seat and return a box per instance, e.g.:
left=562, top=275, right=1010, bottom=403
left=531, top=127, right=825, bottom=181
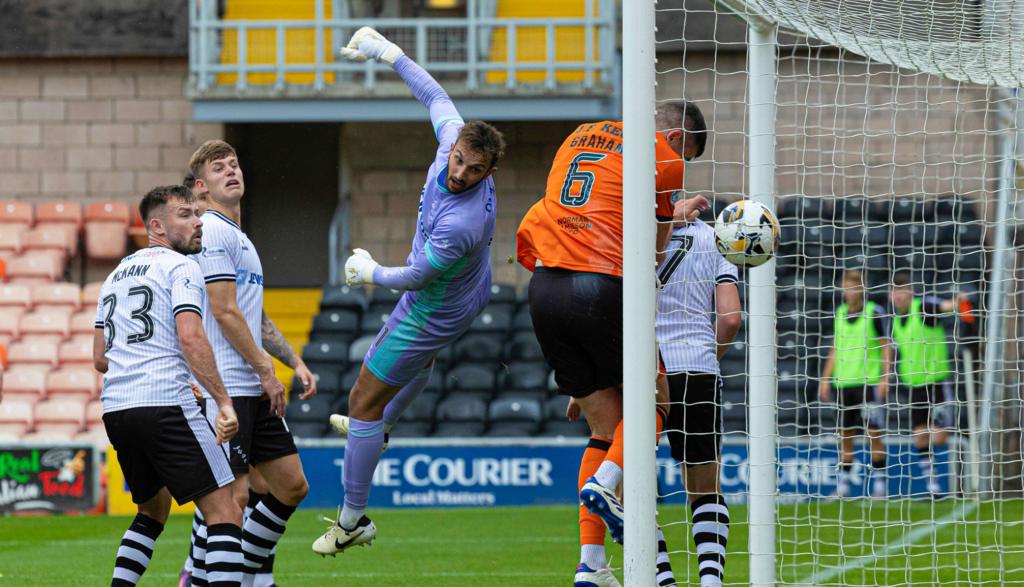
left=320, top=285, right=369, bottom=313
left=499, top=362, right=550, bottom=391
left=47, top=367, right=101, bottom=400
left=0, top=283, right=32, bottom=309
left=452, top=333, right=504, bottom=366
left=542, top=419, right=590, bottom=437
left=0, top=307, right=24, bottom=338
left=81, top=281, right=104, bottom=306
left=312, top=309, right=360, bottom=338
left=58, top=335, right=94, bottom=367
left=436, top=395, right=488, bottom=423
left=35, top=200, right=83, bottom=256
left=302, top=366, right=342, bottom=396
left=360, top=302, right=394, bottom=335
left=388, top=420, right=432, bottom=438
left=495, top=389, right=547, bottom=403
left=70, top=309, right=97, bottom=334
left=511, top=305, right=534, bottom=332
left=544, top=395, right=571, bottom=420
left=432, top=421, right=485, bottom=437
left=370, top=287, right=403, bottom=305
left=127, top=207, right=147, bottom=249
left=399, top=391, right=441, bottom=422
left=0, top=200, right=34, bottom=226
left=285, top=394, right=337, bottom=438
left=33, top=398, right=87, bottom=437
left=485, top=422, right=538, bottom=437
left=547, top=370, right=558, bottom=392
left=778, top=197, right=831, bottom=222
left=7, top=338, right=60, bottom=367
left=25, top=226, right=71, bottom=260
left=85, top=400, right=103, bottom=427
left=0, top=226, right=25, bottom=256
left=339, top=364, right=362, bottom=393
left=74, top=424, right=110, bottom=447
left=488, top=397, right=543, bottom=425
left=1, top=365, right=49, bottom=399
left=468, top=305, right=513, bottom=333
left=0, top=400, right=34, bottom=439
left=6, top=251, right=63, bottom=282
left=445, top=364, right=496, bottom=393
left=347, top=334, right=376, bottom=364
left=488, top=283, right=518, bottom=305
left=32, top=283, right=81, bottom=311
left=507, top=331, right=545, bottom=361
left=302, top=340, right=349, bottom=367
left=84, top=201, right=131, bottom=260
left=832, top=197, right=870, bottom=225
left=20, top=309, right=70, bottom=338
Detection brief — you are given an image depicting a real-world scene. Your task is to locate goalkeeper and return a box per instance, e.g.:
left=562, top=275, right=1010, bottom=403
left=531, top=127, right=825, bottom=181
left=311, top=27, right=505, bottom=556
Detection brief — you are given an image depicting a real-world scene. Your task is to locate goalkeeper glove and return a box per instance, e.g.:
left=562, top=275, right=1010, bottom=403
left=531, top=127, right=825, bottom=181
left=345, top=248, right=379, bottom=286
left=340, top=26, right=404, bottom=66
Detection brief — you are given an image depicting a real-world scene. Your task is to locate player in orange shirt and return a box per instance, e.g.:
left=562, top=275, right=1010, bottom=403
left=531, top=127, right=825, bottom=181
left=517, top=101, right=709, bottom=587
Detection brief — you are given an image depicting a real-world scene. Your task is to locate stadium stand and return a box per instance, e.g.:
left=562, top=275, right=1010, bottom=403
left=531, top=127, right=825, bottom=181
left=84, top=200, right=131, bottom=261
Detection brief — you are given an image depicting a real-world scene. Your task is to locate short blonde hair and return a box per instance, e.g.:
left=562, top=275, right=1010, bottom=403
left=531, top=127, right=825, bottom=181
left=188, top=140, right=237, bottom=178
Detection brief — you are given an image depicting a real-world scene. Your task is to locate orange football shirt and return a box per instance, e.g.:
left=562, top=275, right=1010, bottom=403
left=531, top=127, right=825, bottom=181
left=516, top=121, right=684, bottom=277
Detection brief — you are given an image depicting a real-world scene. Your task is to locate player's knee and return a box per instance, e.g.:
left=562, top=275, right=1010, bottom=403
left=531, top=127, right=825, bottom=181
left=138, top=491, right=171, bottom=525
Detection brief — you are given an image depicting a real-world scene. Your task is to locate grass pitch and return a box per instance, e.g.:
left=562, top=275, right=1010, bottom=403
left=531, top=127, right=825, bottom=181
left=0, top=500, right=1020, bottom=585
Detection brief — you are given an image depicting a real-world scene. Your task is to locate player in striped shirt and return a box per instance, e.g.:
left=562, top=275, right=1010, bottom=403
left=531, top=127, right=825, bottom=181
left=185, top=140, right=319, bottom=587
left=655, top=215, right=741, bottom=587
left=96, top=185, right=245, bottom=587
left=311, top=27, right=505, bottom=556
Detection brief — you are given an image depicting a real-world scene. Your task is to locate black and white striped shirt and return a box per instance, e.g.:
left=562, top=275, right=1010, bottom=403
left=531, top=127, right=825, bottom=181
left=656, top=222, right=739, bottom=375
left=96, top=247, right=206, bottom=412
left=191, top=210, right=264, bottom=397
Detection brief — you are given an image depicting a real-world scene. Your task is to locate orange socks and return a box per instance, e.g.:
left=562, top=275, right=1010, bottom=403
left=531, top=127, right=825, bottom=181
left=579, top=436, right=611, bottom=546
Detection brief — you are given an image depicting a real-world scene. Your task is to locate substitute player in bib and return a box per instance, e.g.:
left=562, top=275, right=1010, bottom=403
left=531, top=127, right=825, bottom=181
left=186, top=140, right=318, bottom=587
left=517, top=102, right=710, bottom=586
left=890, top=272, right=962, bottom=496
left=819, top=269, right=891, bottom=498
left=311, top=27, right=504, bottom=556
left=655, top=216, right=741, bottom=587
left=96, top=185, right=244, bottom=587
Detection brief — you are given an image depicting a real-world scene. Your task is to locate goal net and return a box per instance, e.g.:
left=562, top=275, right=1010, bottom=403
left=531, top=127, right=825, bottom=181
left=648, top=0, right=1024, bottom=585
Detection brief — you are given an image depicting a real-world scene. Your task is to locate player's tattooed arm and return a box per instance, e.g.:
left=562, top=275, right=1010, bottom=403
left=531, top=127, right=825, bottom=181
left=261, top=310, right=299, bottom=369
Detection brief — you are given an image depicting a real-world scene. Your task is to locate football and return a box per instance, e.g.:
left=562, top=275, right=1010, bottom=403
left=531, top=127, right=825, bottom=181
left=714, top=200, right=781, bottom=267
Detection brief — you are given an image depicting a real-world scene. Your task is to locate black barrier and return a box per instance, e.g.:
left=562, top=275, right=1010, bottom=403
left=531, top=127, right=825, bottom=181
left=0, top=445, right=98, bottom=513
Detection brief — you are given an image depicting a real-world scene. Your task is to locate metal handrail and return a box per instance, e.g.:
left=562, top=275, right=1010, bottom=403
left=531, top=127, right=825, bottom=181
left=189, top=0, right=617, bottom=96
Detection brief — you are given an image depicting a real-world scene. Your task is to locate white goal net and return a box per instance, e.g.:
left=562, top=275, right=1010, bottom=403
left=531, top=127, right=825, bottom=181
left=645, top=0, right=1024, bottom=585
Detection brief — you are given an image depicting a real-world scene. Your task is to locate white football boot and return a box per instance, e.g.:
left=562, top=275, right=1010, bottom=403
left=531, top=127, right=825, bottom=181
left=312, top=511, right=377, bottom=557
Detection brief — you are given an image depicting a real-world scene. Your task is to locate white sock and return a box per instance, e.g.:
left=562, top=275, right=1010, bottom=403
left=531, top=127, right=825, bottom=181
left=340, top=505, right=364, bottom=530
left=593, top=461, right=623, bottom=489
left=580, top=543, right=607, bottom=569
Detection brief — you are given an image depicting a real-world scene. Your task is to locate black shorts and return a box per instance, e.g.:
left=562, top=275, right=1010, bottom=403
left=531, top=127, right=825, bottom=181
left=664, top=373, right=722, bottom=467
left=836, top=385, right=884, bottom=433
left=909, top=382, right=953, bottom=429
left=528, top=266, right=623, bottom=398
left=206, top=396, right=298, bottom=474
left=103, top=403, right=234, bottom=505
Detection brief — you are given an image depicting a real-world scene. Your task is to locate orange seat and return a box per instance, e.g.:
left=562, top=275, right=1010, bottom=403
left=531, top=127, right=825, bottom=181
left=20, top=309, right=70, bottom=338
left=0, top=226, right=25, bottom=256
left=85, top=399, right=104, bottom=426
left=81, top=281, right=104, bottom=307
left=0, top=201, right=34, bottom=226
left=59, top=335, right=94, bottom=367
left=0, top=400, right=35, bottom=439
left=70, top=309, right=98, bottom=334
left=74, top=424, right=110, bottom=447
left=47, top=367, right=101, bottom=400
left=1, top=364, right=50, bottom=398
left=0, top=307, right=25, bottom=337
left=7, top=338, right=60, bottom=367
left=32, top=283, right=82, bottom=311
left=36, top=201, right=83, bottom=256
left=86, top=201, right=131, bottom=223
left=0, top=341, right=6, bottom=369
left=0, top=283, right=32, bottom=309
left=6, top=251, right=63, bottom=282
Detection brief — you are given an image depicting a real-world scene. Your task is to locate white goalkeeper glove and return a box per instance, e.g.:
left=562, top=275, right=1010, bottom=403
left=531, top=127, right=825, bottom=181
left=340, top=26, right=404, bottom=66
left=345, top=248, right=379, bottom=287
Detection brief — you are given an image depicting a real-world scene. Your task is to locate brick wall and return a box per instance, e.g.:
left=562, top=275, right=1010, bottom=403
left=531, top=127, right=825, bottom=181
left=0, top=57, right=223, bottom=202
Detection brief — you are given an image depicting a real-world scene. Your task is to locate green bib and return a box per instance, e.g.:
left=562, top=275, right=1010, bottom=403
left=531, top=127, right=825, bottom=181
left=891, top=297, right=950, bottom=386
left=832, top=301, right=883, bottom=388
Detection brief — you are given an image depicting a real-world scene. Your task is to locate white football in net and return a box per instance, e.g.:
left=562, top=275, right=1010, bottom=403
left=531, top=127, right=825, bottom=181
left=714, top=200, right=781, bottom=267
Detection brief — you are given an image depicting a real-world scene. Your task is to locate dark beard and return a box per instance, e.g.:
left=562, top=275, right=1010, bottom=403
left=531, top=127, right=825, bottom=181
left=171, top=238, right=202, bottom=256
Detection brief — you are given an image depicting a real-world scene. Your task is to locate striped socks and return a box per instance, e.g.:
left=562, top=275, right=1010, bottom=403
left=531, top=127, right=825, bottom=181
left=111, top=513, right=164, bottom=586
left=205, top=523, right=244, bottom=587
left=656, top=525, right=677, bottom=586
left=691, top=494, right=730, bottom=587
left=241, top=493, right=295, bottom=577
left=190, top=510, right=210, bottom=586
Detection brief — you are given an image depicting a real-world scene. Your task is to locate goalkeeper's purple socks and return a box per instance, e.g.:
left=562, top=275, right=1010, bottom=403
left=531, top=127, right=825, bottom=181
left=383, top=365, right=433, bottom=428
left=341, top=417, right=386, bottom=529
